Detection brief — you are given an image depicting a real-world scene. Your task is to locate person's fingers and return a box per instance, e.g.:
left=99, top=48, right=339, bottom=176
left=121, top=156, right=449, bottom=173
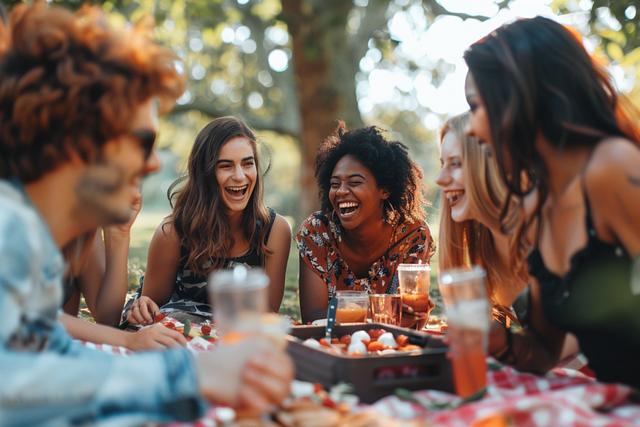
left=128, top=305, right=144, bottom=324
left=138, top=299, right=154, bottom=324
left=237, top=383, right=273, bottom=415
left=160, top=326, right=188, bottom=345
left=241, top=352, right=292, bottom=406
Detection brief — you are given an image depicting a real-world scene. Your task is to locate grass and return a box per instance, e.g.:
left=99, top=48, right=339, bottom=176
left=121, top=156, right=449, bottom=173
left=124, top=210, right=301, bottom=320
left=81, top=210, right=442, bottom=323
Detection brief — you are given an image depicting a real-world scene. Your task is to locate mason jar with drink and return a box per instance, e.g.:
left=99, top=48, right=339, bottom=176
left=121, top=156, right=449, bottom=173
left=398, top=263, right=432, bottom=330
left=335, top=290, right=369, bottom=323
left=439, top=267, right=490, bottom=398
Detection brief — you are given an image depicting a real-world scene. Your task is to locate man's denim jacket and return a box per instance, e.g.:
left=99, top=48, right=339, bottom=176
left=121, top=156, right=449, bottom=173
left=0, top=180, right=206, bottom=426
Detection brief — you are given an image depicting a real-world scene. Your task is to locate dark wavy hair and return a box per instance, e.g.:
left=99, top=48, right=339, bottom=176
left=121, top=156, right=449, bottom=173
left=0, top=2, right=184, bottom=182
left=315, top=122, right=426, bottom=225
left=464, top=16, right=639, bottom=251
left=168, top=117, right=270, bottom=276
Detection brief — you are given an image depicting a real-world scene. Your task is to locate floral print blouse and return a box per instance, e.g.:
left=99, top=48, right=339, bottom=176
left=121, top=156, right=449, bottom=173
left=296, top=211, right=435, bottom=298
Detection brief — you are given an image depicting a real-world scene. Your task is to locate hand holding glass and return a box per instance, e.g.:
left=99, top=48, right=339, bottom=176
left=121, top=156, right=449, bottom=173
left=398, top=263, right=432, bottom=330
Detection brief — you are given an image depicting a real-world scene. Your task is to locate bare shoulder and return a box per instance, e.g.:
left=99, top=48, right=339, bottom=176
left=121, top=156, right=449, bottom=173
left=586, top=138, right=640, bottom=182
left=269, top=213, right=292, bottom=243
left=151, top=216, right=180, bottom=245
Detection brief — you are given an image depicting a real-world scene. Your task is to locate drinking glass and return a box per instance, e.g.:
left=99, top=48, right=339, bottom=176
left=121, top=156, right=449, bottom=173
left=335, top=290, right=369, bottom=323
left=398, top=263, right=432, bottom=330
left=369, top=294, right=402, bottom=326
left=439, top=266, right=490, bottom=398
left=208, top=265, right=268, bottom=340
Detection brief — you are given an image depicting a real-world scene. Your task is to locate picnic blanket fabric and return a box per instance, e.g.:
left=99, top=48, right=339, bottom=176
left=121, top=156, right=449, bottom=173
left=373, top=362, right=640, bottom=426
left=80, top=318, right=640, bottom=427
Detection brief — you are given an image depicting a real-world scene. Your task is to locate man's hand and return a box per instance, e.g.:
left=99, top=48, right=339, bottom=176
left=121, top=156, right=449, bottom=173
left=195, top=336, right=293, bottom=414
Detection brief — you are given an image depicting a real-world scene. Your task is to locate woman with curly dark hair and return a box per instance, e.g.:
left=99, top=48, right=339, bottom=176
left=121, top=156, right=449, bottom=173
left=125, top=116, right=291, bottom=324
left=296, top=123, right=435, bottom=323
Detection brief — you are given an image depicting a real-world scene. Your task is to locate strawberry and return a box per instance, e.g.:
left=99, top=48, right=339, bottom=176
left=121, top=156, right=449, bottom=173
left=368, top=328, right=386, bottom=340
left=200, top=324, right=212, bottom=336
left=321, top=397, right=336, bottom=409
left=164, top=322, right=176, bottom=330
left=153, top=312, right=166, bottom=323
left=339, top=335, right=351, bottom=345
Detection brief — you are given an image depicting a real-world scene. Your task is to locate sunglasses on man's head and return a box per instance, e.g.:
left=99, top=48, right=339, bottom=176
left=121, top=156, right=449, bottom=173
left=129, top=129, right=157, bottom=159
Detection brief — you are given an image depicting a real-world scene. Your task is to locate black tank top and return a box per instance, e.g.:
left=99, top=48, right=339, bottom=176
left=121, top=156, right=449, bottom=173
left=124, top=208, right=278, bottom=320
left=528, top=178, right=640, bottom=388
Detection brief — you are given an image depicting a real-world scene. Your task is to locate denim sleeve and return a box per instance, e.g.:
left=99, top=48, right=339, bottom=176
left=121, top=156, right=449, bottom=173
left=0, top=202, right=207, bottom=426
left=0, top=335, right=207, bottom=426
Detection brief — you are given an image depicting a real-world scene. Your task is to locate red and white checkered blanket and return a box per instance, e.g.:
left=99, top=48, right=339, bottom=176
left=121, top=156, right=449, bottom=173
left=81, top=319, right=640, bottom=427
left=373, top=362, right=640, bottom=426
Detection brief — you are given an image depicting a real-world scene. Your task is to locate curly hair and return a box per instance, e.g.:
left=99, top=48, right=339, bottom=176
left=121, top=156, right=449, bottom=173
left=315, top=122, right=426, bottom=225
left=0, top=2, right=185, bottom=182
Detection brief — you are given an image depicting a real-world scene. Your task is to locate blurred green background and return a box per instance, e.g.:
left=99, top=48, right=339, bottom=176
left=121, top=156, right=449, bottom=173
left=7, top=0, right=636, bottom=321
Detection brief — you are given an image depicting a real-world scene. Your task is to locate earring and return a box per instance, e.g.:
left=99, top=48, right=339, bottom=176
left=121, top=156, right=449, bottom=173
left=384, top=200, right=397, bottom=224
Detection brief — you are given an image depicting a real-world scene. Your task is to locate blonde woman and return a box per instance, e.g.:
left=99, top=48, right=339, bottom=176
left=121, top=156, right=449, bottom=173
left=436, top=112, right=526, bottom=321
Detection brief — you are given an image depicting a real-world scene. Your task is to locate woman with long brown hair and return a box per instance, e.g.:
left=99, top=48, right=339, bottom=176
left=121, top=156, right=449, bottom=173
left=464, top=16, right=640, bottom=387
left=125, top=116, right=291, bottom=324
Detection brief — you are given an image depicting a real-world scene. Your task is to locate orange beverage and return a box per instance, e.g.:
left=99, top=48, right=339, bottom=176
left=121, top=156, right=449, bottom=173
left=220, top=331, right=250, bottom=343
left=336, top=307, right=368, bottom=323
left=335, top=290, right=369, bottom=323
left=447, top=326, right=487, bottom=397
left=401, top=293, right=431, bottom=312
left=398, top=264, right=431, bottom=330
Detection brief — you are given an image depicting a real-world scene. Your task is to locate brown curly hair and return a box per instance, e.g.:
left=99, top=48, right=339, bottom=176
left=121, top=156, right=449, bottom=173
left=0, top=2, right=185, bottom=182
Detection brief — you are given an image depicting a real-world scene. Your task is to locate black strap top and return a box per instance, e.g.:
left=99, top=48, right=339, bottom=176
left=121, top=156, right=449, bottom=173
left=173, top=207, right=277, bottom=303
left=528, top=178, right=640, bottom=388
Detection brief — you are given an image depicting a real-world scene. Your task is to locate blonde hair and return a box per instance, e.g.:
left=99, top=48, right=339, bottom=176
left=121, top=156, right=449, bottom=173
left=438, top=112, right=525, bottom=308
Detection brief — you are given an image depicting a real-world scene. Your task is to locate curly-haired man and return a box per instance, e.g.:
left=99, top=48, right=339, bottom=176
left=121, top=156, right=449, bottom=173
left=0, top=3, right=291, bottom=425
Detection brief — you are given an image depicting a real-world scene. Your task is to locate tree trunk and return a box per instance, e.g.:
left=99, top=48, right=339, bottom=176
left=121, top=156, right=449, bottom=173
left=282, top=0, right=364, bottom=222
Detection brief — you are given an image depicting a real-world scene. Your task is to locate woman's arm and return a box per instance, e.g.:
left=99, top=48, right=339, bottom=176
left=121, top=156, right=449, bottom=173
left=263, top=214, right=292, bottom=312
left=60, top=313, right=187, bottom=350
left=127, top=219, right=180, bottom=325
left=490, top=279, right=566, bottom=373
left=298, top=259, right=329, bottom=323
left=586, top=138, right=640, bottom=257
left=78, top=196, right=140, bottom=326
left=78, top=228, right=131, bottom=326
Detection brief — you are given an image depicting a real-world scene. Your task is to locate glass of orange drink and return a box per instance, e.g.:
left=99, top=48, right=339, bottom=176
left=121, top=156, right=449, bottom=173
left=439, top=267, right=490, bottom=398
left=335, top=290, right=369, bottom=323
left=209, top=265, right=268, bottom=341
left=398, top=263, right=432, bottom=330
